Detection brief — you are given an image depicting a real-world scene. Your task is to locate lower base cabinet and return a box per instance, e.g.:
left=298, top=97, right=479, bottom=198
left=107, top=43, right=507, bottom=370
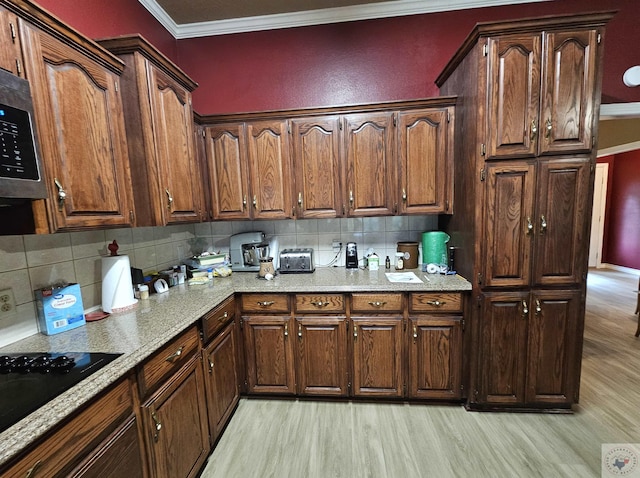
left=203, top=321, right=240, bottom=443
left=295, top=316, right=348, bottom=396
left=475, top=289, right=581, bottom=408
left=141, top=354, right=209, bottom=478
left=242, top=315, right=296, bottom=395
left=70, top=415, right=145, bottom=478
left=351, top=316, right=404, bottom=397
left=408, top=316, right=463, bottom=399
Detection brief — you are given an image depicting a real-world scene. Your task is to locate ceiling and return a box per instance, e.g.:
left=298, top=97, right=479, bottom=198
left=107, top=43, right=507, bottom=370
left=139, top=0, right=550, bottom=38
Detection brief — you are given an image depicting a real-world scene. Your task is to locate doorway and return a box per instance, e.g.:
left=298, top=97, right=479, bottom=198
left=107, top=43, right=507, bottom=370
left=588, top=163, right=608, bottom=268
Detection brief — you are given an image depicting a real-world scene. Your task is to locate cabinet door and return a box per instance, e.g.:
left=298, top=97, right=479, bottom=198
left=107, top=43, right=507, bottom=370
left=203, top=321, right=240, bottom=443
left=343, top=112, right=395, bottom=216
left=482, top=161, right=536, bottom=287
left=0, top=7, right=23, bottom=77
left=351, top=316, right=403, bottom=397
left=205, top=123, right=250, bottom=219
left=477, top=292, right=528, bottom=405
left=398, top=107, right=453, bottom=214
left=148, top=65, right=202, bottom=224
left=539, top=30, right=599, bottom=155
left=290, top=116, right=342, bottom=218
left=486, top=33, right=541, bottom=159
left=243, top=315, right=296, bottom=394
left=70, top=416, right=145, bottom=478
left=526, top=289, right=581, bottom=405
left=295, top=316, right=348, bottom=396
left=142, top=355, right=209, bottom=478
left=532, top=158, right=590, bottom=286
left=246, top=120, right=292, bottom=219
left=21, top=24, right=134, bottom=231
left=408, top=316, right=462, bottom=400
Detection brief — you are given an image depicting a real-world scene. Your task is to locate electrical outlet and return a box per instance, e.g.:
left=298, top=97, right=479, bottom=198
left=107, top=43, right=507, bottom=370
left=332, top=241, right=342, bottom=252
left=0, top=288, right=16, bottom=320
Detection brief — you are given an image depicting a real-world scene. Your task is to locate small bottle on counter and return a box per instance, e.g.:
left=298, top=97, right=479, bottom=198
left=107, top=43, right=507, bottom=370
left=207, top=268, right=213, bottom=280
left=138, top=284, right=149, bottom=300
left=395, top=252, right=404, bottom=270
left=385, top=256, right=391, bottom=270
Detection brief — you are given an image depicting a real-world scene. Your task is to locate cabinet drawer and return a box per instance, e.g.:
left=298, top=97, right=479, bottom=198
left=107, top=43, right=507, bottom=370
left=295, top=294, right=345, bottom=313
left=241, top=293, right=290, bottom=313
left=410, top=293, right=463, bottom=313
left=202, top=296, right=235, bottom=343
left=351, top=293, right=403, bottom=313
left=138, top=324, right=200, bottom=397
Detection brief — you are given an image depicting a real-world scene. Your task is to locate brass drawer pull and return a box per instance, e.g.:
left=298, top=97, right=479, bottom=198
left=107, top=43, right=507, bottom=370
left=208, top=358, right=214, bottom=373
left=165, top=346, right=184, bottom=363
left=284, top=323, right=288, bottom=337
left=426, top=300, right=446, bottom=307
left=298, top=323, right=302, bottom=340
left=353, top=324, right=358, bottom=340
left=311, top=301, right=330, bottom=308
left=257, top=301, right=275, bottom=307
left=413, top=326, right=418, bottom=340
left=218, top=311, right=229, bottom=322
left=25, top=460, right=42, bottom=478
left=368, top=301, right=387, bottom=308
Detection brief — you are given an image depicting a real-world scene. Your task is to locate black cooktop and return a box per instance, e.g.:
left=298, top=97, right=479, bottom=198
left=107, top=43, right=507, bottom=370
left=0, top=352, right=122, bottom=433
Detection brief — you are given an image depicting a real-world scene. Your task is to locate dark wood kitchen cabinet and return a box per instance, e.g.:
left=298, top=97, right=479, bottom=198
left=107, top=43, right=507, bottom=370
left=482, top=158, right=590, bottom=288
left=204, top=122, right=251, bottom=220
left=486, top=29, right=599, bottom=159
left=246, top=120, right=293, bottom=219
left=98, top=35, right=203, bottom=226
left=436, top=12, right=611, bottom=410
left=1, top=377, right=145, bottom=478
left=241, top=294, right=295, bottom=394
left=203, top=119, right=292, bottom=220
left=201, top=296, right=240, bottom=444
left=477, top=289, right=581, bottom=406
left=294, top=294, right=348, bottom=396
left=397, top=107, right=454, bottom=214
left=0, top=6, right=23, bottom=77
left=408, top=293, right=463, bottom=400
left=290, top=116, right=342, bottom=218
left=18, top=18, right=135, bottom=232
left=343, top=112, right=396, bottom=216
left=350, top=293, right=404, bottom=397
left=138, top=325, right=209, bottom=478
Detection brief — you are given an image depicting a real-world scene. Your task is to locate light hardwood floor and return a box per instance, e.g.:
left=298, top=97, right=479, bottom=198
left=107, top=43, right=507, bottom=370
left=200, top=269, right=640, bottom=478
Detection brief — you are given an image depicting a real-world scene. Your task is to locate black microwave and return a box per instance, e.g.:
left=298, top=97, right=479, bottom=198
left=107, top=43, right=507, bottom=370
left=0, top=67, right=46, bottom=200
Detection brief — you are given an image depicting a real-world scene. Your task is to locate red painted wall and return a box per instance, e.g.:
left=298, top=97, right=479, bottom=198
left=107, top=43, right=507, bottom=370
left=599, top=151, right=640, bottom=270
left=34, top=0, right=177, bottom=61
left=35, top=0, right=640, bottom=115
left=175, top=0, right=640, bottom=114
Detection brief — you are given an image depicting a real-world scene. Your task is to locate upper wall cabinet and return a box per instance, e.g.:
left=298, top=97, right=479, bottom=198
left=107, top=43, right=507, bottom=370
left=486, top=29, right=599, bottom=159
left=343, top=112, right=396, bottom=216
left=18, top=16, right=134, bottom=232
left=397, top=107, right=454, bottom=214
left=200, top=98, right=455, bottom=220
left=204, top=119, right=292, bottom=220
left=0, top=5, right=23, bottom=77
left=99, top=35, right=204, bottom=226
left=290, top=116, right=342, bottom=218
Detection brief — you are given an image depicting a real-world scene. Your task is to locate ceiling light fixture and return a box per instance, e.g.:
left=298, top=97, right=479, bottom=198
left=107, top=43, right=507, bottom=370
left=623, top=65, right=640, bottom=87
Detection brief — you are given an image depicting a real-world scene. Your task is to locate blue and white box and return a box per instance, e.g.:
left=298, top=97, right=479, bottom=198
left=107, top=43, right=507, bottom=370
left=35, top=283, right=86, bottom=335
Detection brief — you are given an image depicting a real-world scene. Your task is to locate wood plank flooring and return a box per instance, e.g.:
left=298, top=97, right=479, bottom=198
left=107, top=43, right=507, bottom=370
left=200, top=269, right=640, bottom=478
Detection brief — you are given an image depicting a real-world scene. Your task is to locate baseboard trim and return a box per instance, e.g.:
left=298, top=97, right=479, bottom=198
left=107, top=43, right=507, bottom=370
left=597, top=263, right=640, bottom=275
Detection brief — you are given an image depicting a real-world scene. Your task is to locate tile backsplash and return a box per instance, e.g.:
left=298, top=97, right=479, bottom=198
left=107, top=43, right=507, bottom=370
left=0, top=216, right=436, bottom=347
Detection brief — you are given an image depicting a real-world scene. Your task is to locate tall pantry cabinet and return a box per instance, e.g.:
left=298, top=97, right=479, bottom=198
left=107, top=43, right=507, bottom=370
left=436, top=12, right=613, bottom=410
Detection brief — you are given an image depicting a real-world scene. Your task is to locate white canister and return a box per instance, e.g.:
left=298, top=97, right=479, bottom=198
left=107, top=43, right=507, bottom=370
left=368, top=253, right=380, bottom=271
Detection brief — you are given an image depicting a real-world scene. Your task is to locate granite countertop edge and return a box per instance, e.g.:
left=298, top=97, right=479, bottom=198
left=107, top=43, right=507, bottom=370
left=0, top=268, right=471, bottom=466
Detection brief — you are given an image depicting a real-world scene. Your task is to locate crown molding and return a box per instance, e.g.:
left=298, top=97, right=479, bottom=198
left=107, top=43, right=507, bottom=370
left=139, top=0, right=551, bottom=39
left=599, top=102, right=640, bottom=120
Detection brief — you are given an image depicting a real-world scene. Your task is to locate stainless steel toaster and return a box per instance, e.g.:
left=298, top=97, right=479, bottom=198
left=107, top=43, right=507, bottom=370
left=279, top=248, right=315, bottom=273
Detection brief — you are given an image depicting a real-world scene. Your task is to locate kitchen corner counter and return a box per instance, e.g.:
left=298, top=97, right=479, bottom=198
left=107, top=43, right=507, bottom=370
left=0, top=267, right=470, bottom=466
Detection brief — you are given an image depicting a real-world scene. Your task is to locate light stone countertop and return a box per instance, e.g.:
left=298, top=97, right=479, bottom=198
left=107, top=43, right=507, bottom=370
left=0, top=267, right=470, bottom=466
